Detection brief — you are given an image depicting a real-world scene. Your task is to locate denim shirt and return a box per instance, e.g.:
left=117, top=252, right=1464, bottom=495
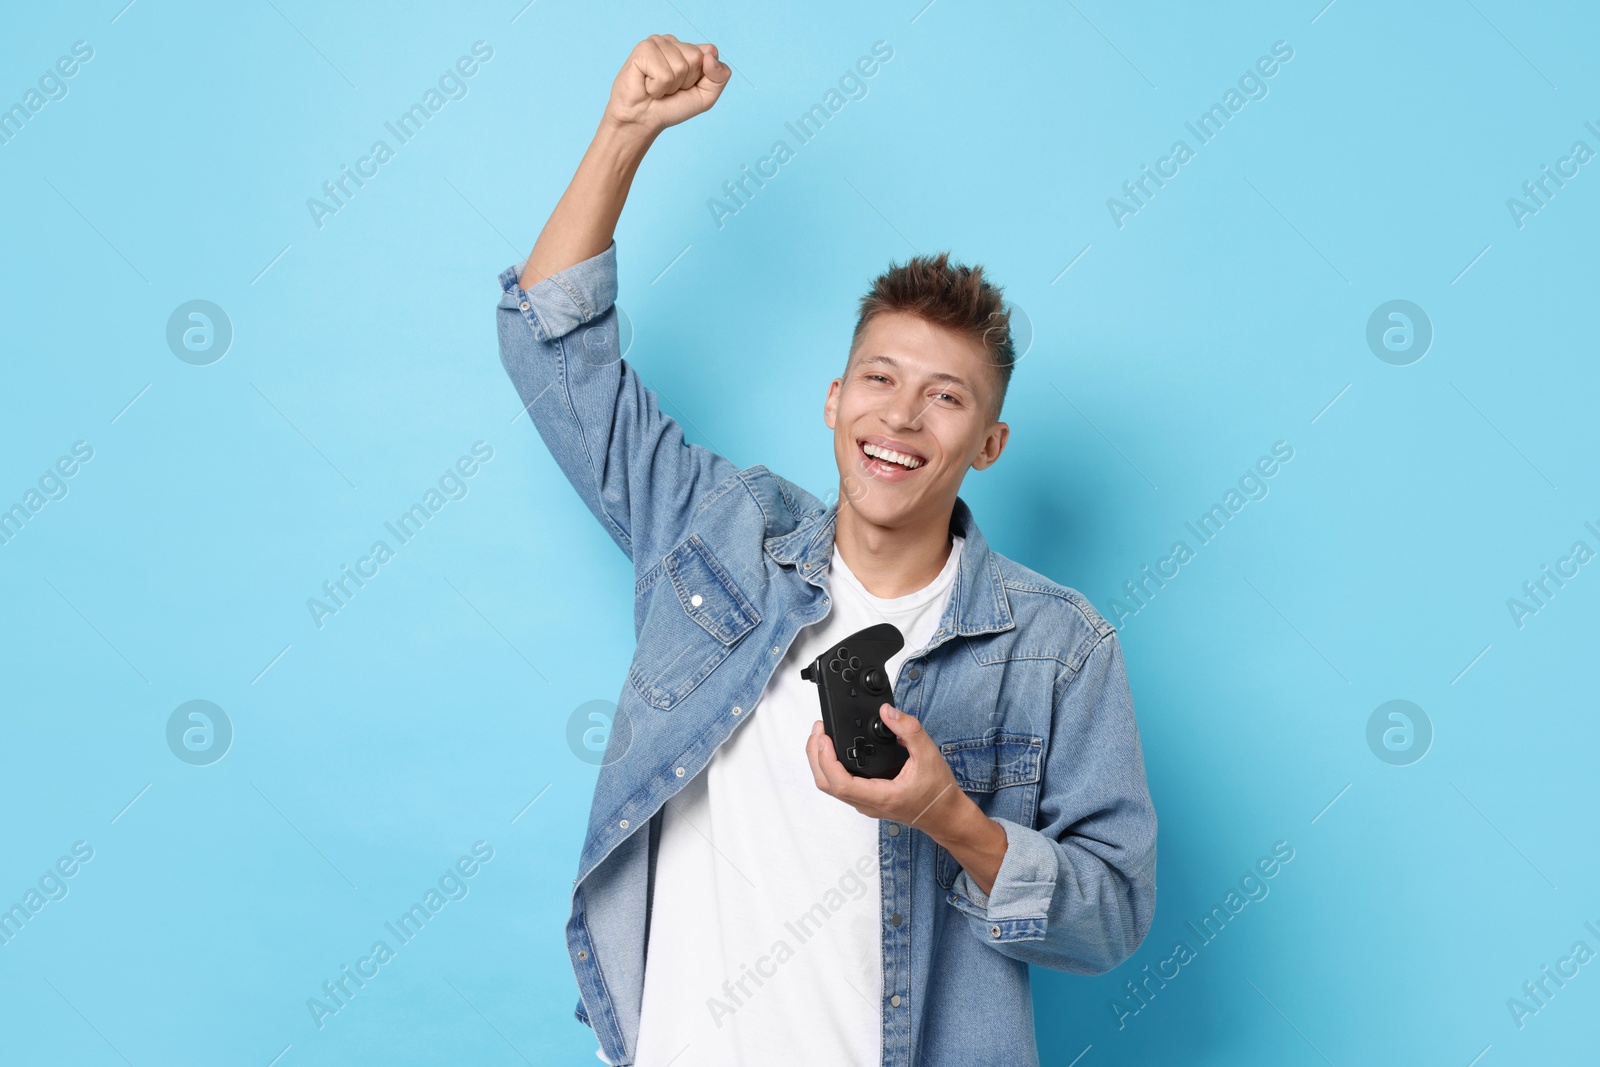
left=495, top=240, right=1158, bottom=1067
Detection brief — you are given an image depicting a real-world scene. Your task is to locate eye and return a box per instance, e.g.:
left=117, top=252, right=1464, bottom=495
left=865, top=373, right=890, bottom=383
left=933, top=391, right=960, bottom=404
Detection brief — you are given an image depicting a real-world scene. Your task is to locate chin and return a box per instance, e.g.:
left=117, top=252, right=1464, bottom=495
left=841, top=492, right=920, bottom=530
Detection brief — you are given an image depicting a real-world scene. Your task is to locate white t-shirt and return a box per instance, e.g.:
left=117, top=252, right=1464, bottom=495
left=613, top=535, right=965, bottom=1067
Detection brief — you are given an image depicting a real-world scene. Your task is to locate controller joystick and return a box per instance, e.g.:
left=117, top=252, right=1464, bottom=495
left=799, top=623, right=908, bottom=779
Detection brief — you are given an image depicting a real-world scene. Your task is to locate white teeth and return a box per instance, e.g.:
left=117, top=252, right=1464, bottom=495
left=863, top=443, right=922, bottom=469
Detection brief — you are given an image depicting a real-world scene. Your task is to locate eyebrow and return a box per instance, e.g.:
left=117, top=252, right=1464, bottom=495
left=857, top=355, right=972, bottom=392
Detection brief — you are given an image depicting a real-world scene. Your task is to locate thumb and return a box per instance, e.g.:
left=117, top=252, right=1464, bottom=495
left=697, top=47, right=732, bottom=94
left=880, top=704, right=924, bottom=743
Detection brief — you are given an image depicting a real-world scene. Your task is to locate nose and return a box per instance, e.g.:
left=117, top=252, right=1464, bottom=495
left=885, top=382, right=924, bottom=431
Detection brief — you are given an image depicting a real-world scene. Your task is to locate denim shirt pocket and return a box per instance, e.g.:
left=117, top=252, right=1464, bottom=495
left=628, top=534, right=760, bottom=710
left=933, top=732, right=1044, bottom=889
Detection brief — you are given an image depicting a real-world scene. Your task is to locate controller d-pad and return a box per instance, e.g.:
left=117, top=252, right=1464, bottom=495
left=846, top=737, right=875, bottom=763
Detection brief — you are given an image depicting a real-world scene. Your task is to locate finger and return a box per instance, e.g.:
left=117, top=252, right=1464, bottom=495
left=641, top=36, right=688, bottom=98
left=695, top=49, right=732, bottom=96
left=804, top=722, right=830, bottom=790
left=669, top=39, right=709, bottom=91
left=693, top=42, right=731, bottom=83
left=879, top=704, right=919, bottom=744
left=655, top=35, right=694, bottom=89
left=812, top=726, right=861, bottom=798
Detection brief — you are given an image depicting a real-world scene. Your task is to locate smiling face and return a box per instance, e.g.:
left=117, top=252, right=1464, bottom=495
left=823, top=310, right=1009, bottom=534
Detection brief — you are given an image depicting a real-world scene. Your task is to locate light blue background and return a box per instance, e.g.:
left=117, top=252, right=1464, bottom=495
left=3, top=1, right=1596, bottom=1064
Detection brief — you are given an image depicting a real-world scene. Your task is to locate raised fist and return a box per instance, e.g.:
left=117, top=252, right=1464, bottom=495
left=605, top=33, right=730, bottom=134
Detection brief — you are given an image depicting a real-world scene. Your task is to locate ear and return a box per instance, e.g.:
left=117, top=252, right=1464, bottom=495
left=823, top=377, right=842, bottom=430
left=970, top=420, right=1009, bottom=471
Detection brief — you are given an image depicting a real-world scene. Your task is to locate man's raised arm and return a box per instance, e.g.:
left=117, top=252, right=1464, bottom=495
left=518, top=34, right=729, bottom=287
left=496, top=35, right=734, bottom=567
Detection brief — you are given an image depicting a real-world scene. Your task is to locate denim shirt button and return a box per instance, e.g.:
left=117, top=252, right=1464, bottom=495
left=675, top=766, right=685, bottom=777
left=886, top=823, right=901, bottom=837
left=518, top=300, right=530, bottom=311
left=890, top=995, right=902, bottom=1008
left=990, top=925, right=1002, bottom=938
left=690, top=594, right=703, bottom=607
left=908, top=668, right=920, bottom=681
left=890, top=913, right=902, bottom=926
left=619, top=819, right=629, bottom=830
left=577, top=949, right=588, bottom=960
left=732, top=706, right=742, bottom=716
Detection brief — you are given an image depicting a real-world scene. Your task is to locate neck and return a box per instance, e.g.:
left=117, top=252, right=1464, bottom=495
left=833, top=499, right=956, bottom=598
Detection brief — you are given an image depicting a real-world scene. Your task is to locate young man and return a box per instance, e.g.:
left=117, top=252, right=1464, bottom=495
left=496, top=34, right=1157, bottom=1067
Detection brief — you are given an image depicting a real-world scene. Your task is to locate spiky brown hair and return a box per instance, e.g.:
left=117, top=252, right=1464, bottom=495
left=847, top=251, right=1015, bottom=419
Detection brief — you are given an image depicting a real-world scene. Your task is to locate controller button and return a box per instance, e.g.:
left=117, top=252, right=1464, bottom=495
left=838, top=646, right=850, bottom=658
left=849, top=656, right=862, bottom=669
left=871, top=720, right=893, bottom=741
left=829, top=659, right=842, bottom=673
left=842, top=668, right=857, bottom=682
left=863, top=668, right=887, bottom=693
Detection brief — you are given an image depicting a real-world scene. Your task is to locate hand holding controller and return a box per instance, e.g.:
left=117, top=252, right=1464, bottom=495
left=799, top=623, right=908, bottom=779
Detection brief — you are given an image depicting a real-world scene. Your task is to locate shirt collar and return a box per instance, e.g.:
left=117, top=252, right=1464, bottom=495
left=764, top=495, right=1015, bottom=638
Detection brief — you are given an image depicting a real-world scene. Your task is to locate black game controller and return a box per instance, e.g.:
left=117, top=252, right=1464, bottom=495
left=799, top=623, right=908, bottom=779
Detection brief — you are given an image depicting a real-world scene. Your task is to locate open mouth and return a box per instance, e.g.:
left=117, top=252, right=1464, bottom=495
left=859, top=440, right=925, bottom=475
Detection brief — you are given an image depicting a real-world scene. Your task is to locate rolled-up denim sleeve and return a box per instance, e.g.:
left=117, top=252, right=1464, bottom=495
left=946, top=629, right=1157, bottom=975
left=495, top=240, right=739, bottom=567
